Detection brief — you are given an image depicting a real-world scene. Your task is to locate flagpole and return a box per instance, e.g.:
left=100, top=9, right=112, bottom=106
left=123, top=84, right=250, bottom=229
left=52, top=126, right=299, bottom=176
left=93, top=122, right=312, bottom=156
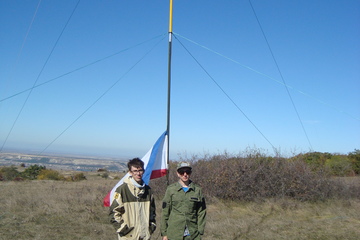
left=166, top=0, right=173, bottom=186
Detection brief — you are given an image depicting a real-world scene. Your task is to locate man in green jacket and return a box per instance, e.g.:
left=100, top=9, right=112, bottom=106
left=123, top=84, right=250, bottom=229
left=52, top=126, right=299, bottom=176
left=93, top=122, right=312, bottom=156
left=161, top=162, right=206, bottom=240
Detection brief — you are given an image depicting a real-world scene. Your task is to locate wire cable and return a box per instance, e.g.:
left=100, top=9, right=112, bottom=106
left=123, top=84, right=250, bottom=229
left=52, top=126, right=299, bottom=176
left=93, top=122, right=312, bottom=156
left=174, top=33, right=359, bottom=122
left=174, top=35, right=277, bottom=153
left=0, top=0, right=81, bottom=152
left=248, top=0, right=313, bottom=151
left=38, top=35, right=166, bottom=155
left=0, top=34, right=166, bottom=103
left=1, top=0, right=42, bottom=102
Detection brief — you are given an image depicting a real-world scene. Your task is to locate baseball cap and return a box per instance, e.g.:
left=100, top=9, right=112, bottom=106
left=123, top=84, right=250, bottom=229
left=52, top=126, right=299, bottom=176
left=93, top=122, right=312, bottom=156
left=177, top=161, right=192, bottom=170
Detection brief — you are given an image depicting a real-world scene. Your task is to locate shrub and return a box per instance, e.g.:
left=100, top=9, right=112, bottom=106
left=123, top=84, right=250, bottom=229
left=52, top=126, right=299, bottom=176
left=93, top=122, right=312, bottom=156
left=293, top=152, right=332, bottom=171
left=348, top=149, right=360, bottom=174
left=21, top=164, right=46, bottom=180
left=325, top=155, right=352, bottom=176
left=13, top=176, right=25, bottom=181
left=37, top=169, right=64, bottom=180
left=73, top=173, right=87, bottom=181
left=63, top=173, right=87, bottom=181
left=101, top=172, right=109, bottom=179
left=0, top=166, right=21, bottom=181
left=151, top=151, right=353, bottom=202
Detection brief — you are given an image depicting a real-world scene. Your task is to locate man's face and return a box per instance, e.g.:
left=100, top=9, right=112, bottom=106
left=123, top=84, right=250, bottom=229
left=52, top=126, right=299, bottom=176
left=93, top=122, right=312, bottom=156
left=129, top=166, right=144, bottom=183
left=177, top=167, right=192, bottom=182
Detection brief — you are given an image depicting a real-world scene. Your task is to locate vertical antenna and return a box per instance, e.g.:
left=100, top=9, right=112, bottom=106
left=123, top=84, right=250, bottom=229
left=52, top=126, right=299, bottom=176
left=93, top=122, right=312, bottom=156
left=166, top=0, right=173, bottom=185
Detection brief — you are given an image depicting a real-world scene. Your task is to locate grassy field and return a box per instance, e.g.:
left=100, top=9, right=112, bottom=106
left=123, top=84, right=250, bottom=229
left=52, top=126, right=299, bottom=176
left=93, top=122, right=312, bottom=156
left=0, top=172, right=359, bottom=240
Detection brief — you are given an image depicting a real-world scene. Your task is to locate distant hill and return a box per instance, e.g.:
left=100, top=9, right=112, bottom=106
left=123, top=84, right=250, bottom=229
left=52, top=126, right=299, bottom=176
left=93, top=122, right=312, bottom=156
left=0, top=152, right=127, bottom=172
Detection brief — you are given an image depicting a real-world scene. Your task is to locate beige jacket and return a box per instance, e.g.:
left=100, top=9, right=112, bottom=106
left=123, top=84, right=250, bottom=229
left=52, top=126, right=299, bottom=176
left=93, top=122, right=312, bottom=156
left=109, top=176, right=156, bottom=240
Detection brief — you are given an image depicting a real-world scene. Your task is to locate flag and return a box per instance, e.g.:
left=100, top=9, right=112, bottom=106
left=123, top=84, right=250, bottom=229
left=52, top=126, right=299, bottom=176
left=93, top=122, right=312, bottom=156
left=103, top=131, right=168, bottom=207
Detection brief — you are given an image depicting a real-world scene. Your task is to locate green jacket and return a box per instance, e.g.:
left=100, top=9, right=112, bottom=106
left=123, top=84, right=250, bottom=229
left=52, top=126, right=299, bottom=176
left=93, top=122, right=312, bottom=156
left=161, top=181, right=206, bottom=240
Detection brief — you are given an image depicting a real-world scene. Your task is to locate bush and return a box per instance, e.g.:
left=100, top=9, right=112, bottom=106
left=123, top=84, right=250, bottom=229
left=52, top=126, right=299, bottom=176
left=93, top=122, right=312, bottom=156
left=348, top=149, right=360, bottom=174
left=37, top=169, right=64, bottom=180
left=64, top=173, right=87, bottom=182
left=293, top=152, right=332, bottom=171
left=325, top=155, right=352, bottom=176
left=101, top=172, right=109, bottom=179
left=191, top=154, right=337, bottom=201
left=151, top=151, right=355, bottom=202
left=73, top=173, right=87, bottom=181
left=21, top=164, right=46, bottom=180
left=0, top=166, right=21, bottom=181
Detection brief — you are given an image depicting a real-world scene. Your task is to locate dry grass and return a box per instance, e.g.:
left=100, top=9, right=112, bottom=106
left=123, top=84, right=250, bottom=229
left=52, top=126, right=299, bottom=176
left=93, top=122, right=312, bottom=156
left=205, top=198, right=360, bottom=240
left=0, top=173, right=359, bottom=240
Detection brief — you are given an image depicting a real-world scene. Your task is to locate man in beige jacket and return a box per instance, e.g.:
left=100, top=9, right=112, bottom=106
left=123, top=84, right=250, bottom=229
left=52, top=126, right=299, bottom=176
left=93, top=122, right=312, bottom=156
left=109, top=158, right=156, bottom=240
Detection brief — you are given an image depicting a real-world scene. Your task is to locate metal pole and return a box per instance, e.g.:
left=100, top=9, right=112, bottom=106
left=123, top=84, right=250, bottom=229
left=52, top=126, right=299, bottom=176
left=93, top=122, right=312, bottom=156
left=166, top=0, right=173, bottom=185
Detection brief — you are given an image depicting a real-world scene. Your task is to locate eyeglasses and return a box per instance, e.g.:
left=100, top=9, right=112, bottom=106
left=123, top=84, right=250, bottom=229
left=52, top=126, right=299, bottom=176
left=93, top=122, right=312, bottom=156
left=131, top=169, right=144, bottom=174
left=178, top=169, right=192, bottom=175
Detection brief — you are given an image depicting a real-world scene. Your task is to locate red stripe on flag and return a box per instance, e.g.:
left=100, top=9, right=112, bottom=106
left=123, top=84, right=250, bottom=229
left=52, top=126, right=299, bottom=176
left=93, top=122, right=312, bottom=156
left=150, top=169, right=167, bottom=179
left=103, top=191, right=111, bottom=207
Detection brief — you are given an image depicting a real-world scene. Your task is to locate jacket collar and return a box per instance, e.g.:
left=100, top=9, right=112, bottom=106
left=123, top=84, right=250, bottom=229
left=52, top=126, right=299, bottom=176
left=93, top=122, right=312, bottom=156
left=176, top=180, right=194, bottom=191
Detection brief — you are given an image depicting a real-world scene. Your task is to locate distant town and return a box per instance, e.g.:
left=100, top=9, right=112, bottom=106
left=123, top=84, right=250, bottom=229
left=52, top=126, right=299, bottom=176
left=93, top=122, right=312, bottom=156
left=0, top=151, right=128, bottom=172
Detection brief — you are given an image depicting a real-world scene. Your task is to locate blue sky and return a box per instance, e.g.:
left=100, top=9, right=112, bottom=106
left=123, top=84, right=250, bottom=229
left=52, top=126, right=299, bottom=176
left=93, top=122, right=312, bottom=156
left=0, top=0, right=359, bottom=159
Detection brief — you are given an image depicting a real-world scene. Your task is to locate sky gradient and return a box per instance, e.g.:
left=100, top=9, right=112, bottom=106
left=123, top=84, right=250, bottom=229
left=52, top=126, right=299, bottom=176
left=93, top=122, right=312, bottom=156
left=1, top=0, right=359, bottom=159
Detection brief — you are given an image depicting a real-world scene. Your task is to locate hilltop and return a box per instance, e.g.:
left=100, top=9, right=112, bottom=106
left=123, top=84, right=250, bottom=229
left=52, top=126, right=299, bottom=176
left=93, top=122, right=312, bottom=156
left=0, top=152, right=127, bottom=172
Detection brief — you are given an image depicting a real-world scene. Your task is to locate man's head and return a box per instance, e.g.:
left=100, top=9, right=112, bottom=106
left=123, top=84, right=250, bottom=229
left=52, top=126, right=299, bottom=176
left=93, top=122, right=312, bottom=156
left=176, top=161, right=192, bottom=181
left=128, top=158, right=145, bottom=183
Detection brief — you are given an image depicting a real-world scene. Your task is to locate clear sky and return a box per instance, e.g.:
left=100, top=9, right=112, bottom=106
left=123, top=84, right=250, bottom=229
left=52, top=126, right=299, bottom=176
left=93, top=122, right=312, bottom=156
left=0, top=0, right=359, bottom=160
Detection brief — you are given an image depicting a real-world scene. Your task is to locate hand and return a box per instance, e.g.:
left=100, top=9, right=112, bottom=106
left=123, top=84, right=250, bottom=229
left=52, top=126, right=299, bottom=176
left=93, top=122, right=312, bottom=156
left=162, top=236, right=168, bottom=240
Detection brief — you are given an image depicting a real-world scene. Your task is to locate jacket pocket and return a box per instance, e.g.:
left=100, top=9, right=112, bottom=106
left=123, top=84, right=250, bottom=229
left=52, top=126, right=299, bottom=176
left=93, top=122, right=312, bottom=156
left=190, top=197, right=201, bottom=211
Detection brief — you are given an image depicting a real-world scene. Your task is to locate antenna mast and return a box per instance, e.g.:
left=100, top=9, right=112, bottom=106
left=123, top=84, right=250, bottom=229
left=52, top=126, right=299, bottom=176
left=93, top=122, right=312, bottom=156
left=166, top=0, right=173, bottom=185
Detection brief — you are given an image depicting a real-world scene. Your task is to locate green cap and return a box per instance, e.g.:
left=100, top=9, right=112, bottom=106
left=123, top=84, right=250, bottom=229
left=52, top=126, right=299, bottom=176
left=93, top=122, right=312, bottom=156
left=177, top=161, right=192, bottom=170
